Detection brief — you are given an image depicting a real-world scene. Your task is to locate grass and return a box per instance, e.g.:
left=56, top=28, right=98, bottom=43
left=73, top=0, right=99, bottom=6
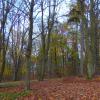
left=0, top=81, right=23, bottom=88
left=0, top=90, right=31, bottom=100
left=0, top=81, right=33, bottom=99
left=0, top=78, right=61, bottom=88
left=0, top=80, right=38, bottom=88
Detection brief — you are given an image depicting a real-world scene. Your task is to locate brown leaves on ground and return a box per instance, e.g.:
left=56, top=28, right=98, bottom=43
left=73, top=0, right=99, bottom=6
left=0, top=76, right=100, bottom=100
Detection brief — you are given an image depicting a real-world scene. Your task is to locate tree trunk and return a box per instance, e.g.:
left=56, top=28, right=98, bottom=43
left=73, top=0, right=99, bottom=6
left=80, top=20, right=84, bottom=76
left=0, top=1, right=6, bottom=81
left=25, top=0, right=34, bottom=90
left=90, top=0, right=96, bottom=75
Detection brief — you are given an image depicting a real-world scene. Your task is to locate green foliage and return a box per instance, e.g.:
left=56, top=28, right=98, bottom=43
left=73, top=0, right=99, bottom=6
left=71, top=50, right=78, bottom=59
left=20, top=66, right=27, bottom=75
left=31, top=55, right=37, bottom=63
left=68, top=6, right=80, bottom=23
left=0, top=90, right=30, bottom=100
left=68, top=1, right=86, bottom=23
left=0, top=52, right=2, bottom=67
left=4, top=67, right=12, bottom=77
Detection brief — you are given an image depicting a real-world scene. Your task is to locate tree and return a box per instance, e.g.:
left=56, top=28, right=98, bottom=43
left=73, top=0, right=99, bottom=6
left=0, top=0, right=15, bottom=81
left=38, top=0, right=57, bottom=80
left=25, top=0, right=34, bottom=90
left=68, top=4, right=80, bottom=75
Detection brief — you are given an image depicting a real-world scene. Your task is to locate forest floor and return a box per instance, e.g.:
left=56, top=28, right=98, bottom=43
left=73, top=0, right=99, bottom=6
left=0, top=76, right=100, bottom=100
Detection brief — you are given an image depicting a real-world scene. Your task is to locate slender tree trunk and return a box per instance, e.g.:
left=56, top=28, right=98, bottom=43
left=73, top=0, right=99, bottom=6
left=80, top=20, right=84, bottom=76
left=25, top=0, right=34, bottom=90
left=38, top=0, right=46, bottom=81
left=79, top=0, right=94, bottom=79
left=13, top=61, right=17, bottom=81
left=90, top=0, right=96, bottom=75
left=55, top=47, right=57, bottom=69
left=95, top=0, right=100, bottom=74
left=61, top=48, right=65, bottom=76
left=0, top=1, right=6, bottom=81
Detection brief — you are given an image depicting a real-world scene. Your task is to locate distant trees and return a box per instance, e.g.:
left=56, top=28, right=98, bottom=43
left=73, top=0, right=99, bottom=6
left=48, top=33, right=68, bottom=77
left=68, top=0, right=100, bottom=79
left=0, top=0, right=100, bottom=87
left=37, top=0, right=57, bottom=81
left=0, top=0, right=16, bottom=81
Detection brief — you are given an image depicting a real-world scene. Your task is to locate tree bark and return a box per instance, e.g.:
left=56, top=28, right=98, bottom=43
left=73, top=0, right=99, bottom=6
left=25, top=0, right=34, bottom=90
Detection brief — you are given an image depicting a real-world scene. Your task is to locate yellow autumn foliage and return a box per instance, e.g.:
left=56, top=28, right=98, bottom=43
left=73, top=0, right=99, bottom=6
left=4, top=67, right=12, bottom=77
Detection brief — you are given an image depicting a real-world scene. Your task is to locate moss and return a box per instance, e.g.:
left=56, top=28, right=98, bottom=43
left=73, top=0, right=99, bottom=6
left=0, top=90, right=31, bottom=100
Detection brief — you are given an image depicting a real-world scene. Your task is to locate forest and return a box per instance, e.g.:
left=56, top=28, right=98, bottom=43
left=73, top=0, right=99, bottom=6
left=0, top=0, right=100, bottom=99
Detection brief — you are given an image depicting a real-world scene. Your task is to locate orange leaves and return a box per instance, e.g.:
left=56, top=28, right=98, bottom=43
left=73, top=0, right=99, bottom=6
left=0, top=77, right=100, bottom=99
